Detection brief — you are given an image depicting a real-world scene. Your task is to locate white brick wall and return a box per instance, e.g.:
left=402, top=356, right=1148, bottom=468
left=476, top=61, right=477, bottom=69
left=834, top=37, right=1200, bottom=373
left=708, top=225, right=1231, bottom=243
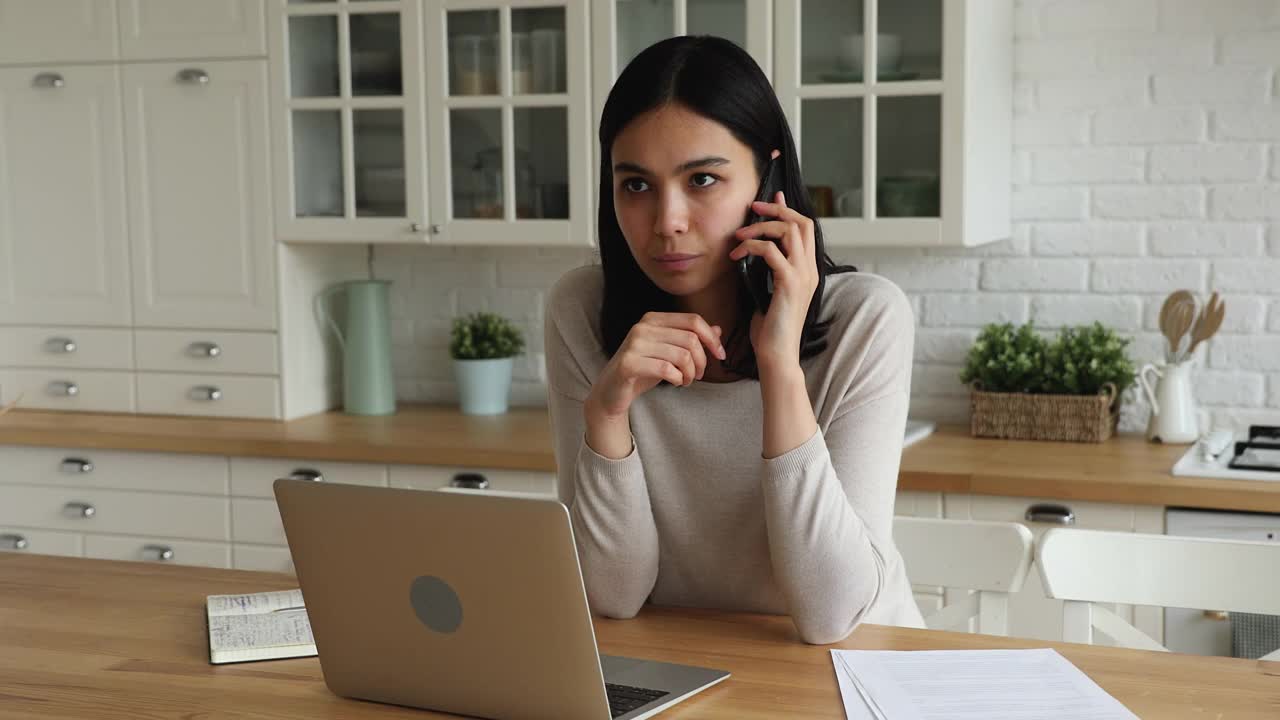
left=378, top=0, right=1280, bottom=432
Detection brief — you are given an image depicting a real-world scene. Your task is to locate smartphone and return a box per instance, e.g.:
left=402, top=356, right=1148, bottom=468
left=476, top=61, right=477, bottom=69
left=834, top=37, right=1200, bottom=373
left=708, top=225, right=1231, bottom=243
left=738, top=155, right=785, bottom=314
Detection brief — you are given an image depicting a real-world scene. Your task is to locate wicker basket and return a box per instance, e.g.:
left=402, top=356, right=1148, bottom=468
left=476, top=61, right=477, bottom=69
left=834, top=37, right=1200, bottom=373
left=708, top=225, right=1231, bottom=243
left=969, top=382, right=1120, bottom=443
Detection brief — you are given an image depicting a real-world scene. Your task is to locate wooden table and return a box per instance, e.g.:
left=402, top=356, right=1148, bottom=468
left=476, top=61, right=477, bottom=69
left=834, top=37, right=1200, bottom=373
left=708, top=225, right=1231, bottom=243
left=1, top=555, right=1276, bottom=719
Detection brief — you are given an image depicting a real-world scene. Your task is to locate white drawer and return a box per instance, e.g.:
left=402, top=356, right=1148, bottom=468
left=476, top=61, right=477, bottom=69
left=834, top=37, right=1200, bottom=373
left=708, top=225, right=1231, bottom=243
left=136, top=373, right=280, bottom=419
left=0, top=369, right=135, bottom=413
left=230, top=458, right=387, bottom=498
left=0, top=486, right=230, bottom=541
left=134, top=329, right=279, bottom=375
left=388, top=465, right=557, bottom=497
left=84, top=534, right=230, bottom=569
left=232, top=497, right=285, bottom=545
left=233, top=544, right=295, bottom=575
left=0, top=327, right=133, bottom=370
left=0, top=526, right=82, bottom=558
left=0, top=445, right=228, bottom=495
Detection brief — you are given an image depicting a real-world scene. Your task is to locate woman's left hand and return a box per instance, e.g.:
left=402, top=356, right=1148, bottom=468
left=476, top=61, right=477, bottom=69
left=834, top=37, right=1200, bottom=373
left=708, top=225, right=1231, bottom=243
left=729, top=190, right=819, bottom=372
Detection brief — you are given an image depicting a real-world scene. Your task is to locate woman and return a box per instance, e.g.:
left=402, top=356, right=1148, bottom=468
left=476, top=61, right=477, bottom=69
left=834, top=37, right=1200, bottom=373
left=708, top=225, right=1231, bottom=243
left=543, top=36, right=924, bottom=644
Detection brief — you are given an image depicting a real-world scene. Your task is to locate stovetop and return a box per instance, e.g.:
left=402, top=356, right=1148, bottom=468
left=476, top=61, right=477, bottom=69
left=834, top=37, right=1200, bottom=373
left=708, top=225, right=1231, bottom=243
left=1171, top=425, right=1280, bottom=482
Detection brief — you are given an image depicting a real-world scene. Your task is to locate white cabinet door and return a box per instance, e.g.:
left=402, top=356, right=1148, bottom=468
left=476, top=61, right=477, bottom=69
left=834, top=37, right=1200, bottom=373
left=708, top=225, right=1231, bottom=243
left=0, top=0, right=119, bottom=64
left=0, top=66, right=132, bottom=326
left=946, top=494, right=1164, bottom=645
left=121, top=60, right=276, bottom=330
left=118, top=0, right=266, bottom=60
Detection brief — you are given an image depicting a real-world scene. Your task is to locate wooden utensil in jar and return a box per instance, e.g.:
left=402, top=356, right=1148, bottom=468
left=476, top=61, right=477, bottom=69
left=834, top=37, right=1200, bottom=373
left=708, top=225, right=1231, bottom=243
left=1185, top=291, right=1225, bottom=360
left=1159, top=289, right=1197, bottom=363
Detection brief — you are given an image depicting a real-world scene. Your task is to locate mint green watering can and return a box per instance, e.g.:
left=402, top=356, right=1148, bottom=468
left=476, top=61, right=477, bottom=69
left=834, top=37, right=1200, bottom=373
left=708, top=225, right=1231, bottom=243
left=316, top=280, right=396, bottom=415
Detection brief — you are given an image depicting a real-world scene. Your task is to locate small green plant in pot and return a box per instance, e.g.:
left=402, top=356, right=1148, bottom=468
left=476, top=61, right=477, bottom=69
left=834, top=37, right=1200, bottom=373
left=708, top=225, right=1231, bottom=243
left=960, top=320, right=1135, bottom=443
left=450, top=312, right=526, bottom=415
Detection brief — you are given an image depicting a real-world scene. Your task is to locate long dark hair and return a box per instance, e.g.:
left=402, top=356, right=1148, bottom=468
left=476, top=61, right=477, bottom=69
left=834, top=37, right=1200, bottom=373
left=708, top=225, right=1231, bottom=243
left=597, top=35, right=856, bottom=380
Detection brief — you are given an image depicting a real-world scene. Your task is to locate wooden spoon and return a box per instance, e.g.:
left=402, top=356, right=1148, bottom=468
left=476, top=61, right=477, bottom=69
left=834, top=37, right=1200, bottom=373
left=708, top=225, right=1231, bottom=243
left=1186, top=292, right=1225, bottom=360
left=1169, top=299, right=1197, bottom=363
left=1160, top=290, right=1196, bottom=362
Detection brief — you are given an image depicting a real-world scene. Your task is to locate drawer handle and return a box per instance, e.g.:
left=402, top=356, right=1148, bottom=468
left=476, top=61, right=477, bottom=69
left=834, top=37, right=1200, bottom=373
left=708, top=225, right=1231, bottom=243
left=1025, top=503, right=1075, bottom=525
left=1203, top=610, right=1229, bottom=621
left=1, top=533, right=28, bottom=550
left=190, top=385, right=222, bottom=402
left=47, top=381, right=79, bottom=397
left=63, top=502, right=95, bottom=519
left=177, top=68, right=210, bottom=85
left=33, top=72, right=64, bottom=89
left=289, top=469, right=324, bottom=482
left=187, top=341, right=222, bottom=358
left=44, top=337, right=77, bottom=354
left=142, top=544, right=174, bottom=561
left=60, top=458, right=94, bottom=474
left=450, top=472, right=489, bottom=490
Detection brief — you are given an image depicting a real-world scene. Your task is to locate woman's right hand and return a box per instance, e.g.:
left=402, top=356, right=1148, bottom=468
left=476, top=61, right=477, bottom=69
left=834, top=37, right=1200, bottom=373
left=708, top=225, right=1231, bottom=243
left=585, top=312, right=727, bottom=420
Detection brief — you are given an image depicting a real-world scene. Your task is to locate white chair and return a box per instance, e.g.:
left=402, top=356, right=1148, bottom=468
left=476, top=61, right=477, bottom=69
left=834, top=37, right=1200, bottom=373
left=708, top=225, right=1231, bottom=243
left=1037, top=527, right=1280, bottom=660
left=893, top=516, right=1035, bottom=636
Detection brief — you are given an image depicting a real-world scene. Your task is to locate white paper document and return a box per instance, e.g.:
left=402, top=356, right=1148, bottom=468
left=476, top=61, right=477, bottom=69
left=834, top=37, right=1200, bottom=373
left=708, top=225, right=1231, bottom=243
left=831, top=648, right=1137, bottom=720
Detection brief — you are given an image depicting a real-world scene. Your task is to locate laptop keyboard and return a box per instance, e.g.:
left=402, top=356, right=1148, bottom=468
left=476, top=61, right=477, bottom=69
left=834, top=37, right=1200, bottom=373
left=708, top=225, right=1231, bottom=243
left=606, top=682, right=668, bottom=718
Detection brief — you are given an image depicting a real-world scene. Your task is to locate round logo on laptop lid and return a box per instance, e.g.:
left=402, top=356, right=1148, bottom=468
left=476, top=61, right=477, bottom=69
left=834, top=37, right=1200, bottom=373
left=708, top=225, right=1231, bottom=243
left=409, top=576, right=463, bottom=633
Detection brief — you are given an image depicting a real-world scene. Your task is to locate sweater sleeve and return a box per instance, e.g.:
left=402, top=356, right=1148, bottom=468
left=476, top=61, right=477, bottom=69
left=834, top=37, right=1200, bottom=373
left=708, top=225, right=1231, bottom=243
left=544, top=273, right=660, bottom=618
left=759, top=283, right=914, bottom=644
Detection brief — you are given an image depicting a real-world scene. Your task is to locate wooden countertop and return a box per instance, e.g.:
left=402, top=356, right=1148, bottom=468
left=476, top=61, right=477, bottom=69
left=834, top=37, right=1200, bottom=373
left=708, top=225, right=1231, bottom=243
left=2, top=405, right=1279, bottom=513
left=2, top=554, right=1277, bottom=719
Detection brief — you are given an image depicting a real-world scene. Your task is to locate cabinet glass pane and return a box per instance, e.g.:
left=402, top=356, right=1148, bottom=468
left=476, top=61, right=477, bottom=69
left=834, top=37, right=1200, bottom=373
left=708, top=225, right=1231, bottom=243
left=513, top=107, right=569, bottom=219
left=687, top=0, right=746, bottom=51
left=801, top=98, right=863, bottom=219
left=289, top=15, right=339, bottom=97
left=876, top=96, right=941, bottom=218
left=801, top=0, right=864, bottom=84
left=292, top=111, right=344, bottom=218
left=878, top=0, right=942, bottom=80
left=354, top=110, right=406, bottom=218
left=512, top=7, right=566, bottom=94
left=616, top=0, right=673, bottom=71
left=351, top=13, right=402, bottom=96
left=448, top=10, right=499, bottom=96
left=450, top=109, right=503, bottom=219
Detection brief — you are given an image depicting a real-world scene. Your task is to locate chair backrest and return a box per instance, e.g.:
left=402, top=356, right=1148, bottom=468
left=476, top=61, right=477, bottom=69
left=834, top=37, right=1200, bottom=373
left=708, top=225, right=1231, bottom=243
left=893, top=516, right=1035, bottom=636
left=1037, top=528, right=1280, bottom=657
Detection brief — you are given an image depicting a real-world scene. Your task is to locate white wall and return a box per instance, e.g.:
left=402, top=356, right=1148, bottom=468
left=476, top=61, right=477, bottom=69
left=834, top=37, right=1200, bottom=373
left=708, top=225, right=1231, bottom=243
left=378, top=0, right=1280, bottom=433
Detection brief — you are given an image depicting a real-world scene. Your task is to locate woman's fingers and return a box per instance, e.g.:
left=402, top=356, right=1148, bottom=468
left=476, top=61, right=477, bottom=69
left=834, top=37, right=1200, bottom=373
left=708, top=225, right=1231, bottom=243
left=641, top=311, right=726, bottom=361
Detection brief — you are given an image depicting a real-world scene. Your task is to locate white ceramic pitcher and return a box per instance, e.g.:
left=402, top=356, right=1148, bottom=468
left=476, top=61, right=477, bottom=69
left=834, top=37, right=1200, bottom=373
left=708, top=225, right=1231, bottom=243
left=1137, top=360, right=1202, bottom=443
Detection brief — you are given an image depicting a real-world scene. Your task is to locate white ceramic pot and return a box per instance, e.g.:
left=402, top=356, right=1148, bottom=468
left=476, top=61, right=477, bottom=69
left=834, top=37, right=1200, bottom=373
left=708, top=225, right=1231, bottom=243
left=454, top=357, right=514, bottom=415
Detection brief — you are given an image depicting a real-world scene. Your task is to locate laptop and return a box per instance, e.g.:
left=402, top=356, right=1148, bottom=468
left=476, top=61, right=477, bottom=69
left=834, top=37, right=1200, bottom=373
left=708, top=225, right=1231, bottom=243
left=273, top=478, right=730, bottom=719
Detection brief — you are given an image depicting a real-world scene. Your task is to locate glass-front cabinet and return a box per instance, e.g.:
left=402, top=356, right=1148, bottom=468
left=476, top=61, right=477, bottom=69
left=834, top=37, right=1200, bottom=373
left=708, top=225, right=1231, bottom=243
left=775, top=0, right=1011, bottom=247
left=424, top=0, right=592, bottom=246
left=269, top=0, right=428, bottom=242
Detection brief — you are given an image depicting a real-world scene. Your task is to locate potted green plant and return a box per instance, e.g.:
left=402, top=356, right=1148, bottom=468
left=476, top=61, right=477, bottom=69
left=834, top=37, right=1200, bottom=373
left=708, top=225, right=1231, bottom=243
left=960, top=321, right=1136, bottom=443
left=450, top=311, right=526, bottom=415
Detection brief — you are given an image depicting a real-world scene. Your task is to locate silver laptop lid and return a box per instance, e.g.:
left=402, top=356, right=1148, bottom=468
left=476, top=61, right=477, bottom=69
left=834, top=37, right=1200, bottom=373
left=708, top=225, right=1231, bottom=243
left=274, top=479, right=612, bottom=720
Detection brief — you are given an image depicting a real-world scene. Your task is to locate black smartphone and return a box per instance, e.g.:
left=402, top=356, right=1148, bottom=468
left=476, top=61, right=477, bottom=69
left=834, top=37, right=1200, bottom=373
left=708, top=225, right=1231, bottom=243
left=738, top=155, right=785, bottom=314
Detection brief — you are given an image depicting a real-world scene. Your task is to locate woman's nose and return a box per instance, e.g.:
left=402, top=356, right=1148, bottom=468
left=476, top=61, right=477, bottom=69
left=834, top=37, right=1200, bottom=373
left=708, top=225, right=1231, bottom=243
left=652, top=189, right=689, bottom=237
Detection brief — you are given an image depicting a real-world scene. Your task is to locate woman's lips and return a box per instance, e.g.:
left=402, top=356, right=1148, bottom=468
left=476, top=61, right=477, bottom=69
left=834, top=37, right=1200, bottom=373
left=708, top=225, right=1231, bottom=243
left=654, top=254, right=701, bottom=271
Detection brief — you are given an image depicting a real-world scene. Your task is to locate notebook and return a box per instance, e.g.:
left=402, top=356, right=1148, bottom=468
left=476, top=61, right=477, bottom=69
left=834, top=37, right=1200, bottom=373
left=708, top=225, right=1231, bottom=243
left=205, top=588, right=317, bottom=665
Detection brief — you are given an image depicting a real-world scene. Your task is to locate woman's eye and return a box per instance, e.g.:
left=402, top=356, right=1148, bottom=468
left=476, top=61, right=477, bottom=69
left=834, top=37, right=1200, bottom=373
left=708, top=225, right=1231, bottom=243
left=690, top=173, right=718, bottom=188
left=621, top=178, right=649, bottom=193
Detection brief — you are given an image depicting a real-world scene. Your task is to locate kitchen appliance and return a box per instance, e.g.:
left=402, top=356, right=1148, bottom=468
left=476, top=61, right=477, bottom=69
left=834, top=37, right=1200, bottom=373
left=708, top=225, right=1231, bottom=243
left=316, top=280, right=396, bottom=416
left=1171, top=425, right=1280, bottom=482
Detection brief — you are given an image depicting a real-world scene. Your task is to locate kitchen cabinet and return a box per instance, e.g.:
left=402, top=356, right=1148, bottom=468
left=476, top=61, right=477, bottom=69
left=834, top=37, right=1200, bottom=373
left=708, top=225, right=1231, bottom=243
left=774, top=0, right=1010, bottom=247
left=944, top=494, right=1164, bottom=645
left=0, top=0, right=120, bottom=64
left=118, top=0, right=267, bottom=61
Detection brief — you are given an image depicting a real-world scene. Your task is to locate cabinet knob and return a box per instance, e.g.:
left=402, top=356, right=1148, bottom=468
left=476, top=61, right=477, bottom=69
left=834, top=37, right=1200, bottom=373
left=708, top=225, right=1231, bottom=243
left=63, top=501, right=96, bottom=519
left=47, top=381, right=78, bottom=397
left=450, top=472, right=489, bottom=490
left=190, top=385, right=222, bottom=402
left=289, top=468, right=324, bottom=483
left=60, top=458, right=94, bottom=474
left=1, top=533, right=28, bottom=550
left=44, top=337, right=77, bottom=354
left=33, top=72, right=64, bottom=89
left=177, top=68, right=210, bottom=85
left=1025, top=503, right=1075, bottom=525
left=142, top=544, right=175, bottom=561
left=1202, top=609, right=1229, bottom=621
left=187, top=341, right=222, bottom=358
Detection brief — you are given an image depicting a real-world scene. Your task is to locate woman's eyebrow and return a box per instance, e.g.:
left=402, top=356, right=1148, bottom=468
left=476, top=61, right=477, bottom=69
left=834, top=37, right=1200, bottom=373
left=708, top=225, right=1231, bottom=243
left=613, top=156, right=732, bottom=176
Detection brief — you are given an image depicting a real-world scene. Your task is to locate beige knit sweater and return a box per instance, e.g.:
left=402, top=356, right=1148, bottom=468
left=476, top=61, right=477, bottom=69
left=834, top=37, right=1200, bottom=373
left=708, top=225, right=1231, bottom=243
left=543, top=264, right=925, bottom=644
